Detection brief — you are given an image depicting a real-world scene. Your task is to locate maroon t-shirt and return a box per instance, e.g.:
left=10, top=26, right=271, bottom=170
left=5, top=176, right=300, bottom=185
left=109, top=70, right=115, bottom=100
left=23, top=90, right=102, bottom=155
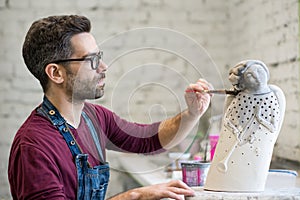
left=8, top=102, right=164, bottom=199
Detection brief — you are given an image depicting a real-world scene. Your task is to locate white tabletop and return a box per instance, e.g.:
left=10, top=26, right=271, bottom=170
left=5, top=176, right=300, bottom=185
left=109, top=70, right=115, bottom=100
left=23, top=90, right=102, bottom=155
left=117, top=153, right=300, bottom=200
left=186, top=186, right=300, bottom=200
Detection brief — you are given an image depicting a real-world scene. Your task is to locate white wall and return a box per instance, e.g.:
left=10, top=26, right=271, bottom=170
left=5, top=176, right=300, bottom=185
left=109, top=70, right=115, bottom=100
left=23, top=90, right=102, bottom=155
left=225, top=0, right=300, bottom=163
left=0, top=0, right=298, bottom=198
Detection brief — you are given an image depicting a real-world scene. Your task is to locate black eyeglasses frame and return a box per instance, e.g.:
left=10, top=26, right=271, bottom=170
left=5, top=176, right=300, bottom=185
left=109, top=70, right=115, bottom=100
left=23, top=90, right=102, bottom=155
left=46, top=51, right=103, bottom=70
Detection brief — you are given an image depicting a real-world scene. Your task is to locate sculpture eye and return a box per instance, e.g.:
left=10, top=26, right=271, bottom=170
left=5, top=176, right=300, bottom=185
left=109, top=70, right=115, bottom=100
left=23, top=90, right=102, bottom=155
left=245, top=72, right=254, bottom=79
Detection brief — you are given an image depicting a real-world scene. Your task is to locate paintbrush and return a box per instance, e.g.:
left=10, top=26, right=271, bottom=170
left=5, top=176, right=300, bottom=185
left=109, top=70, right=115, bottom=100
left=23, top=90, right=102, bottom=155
left=187, top=89, right=240, bottom=95
left=201, top=89, right=240, bottom=95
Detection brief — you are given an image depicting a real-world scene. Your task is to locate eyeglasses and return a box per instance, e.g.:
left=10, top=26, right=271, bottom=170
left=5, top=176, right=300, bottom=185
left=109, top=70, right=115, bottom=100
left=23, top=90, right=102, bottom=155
left=48, top=51, right=103, bottom=70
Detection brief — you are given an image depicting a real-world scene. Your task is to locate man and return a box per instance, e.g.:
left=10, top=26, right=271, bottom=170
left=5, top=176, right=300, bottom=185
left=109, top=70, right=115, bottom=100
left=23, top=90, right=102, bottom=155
left=8, top=15, right=212, bottom=200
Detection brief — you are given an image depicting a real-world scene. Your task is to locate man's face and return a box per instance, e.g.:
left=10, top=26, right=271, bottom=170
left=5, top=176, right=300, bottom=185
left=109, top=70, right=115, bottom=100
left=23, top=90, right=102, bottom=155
left=65, top=33, right=107, bottom=102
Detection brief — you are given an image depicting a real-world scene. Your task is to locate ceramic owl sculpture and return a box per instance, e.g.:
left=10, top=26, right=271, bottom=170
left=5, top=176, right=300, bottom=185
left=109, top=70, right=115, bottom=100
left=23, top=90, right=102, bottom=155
left=204, top=60, right=286, bottom=192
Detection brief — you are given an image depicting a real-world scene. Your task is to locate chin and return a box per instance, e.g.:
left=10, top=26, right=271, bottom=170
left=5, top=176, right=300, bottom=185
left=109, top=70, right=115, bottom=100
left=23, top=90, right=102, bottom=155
left=94, top=89, right=104, bottom=99
left=72, top=90, right=104, bottom=101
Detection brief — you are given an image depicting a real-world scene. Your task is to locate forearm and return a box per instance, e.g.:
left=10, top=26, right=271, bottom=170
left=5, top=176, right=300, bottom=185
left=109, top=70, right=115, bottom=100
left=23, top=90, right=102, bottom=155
left=158, top=109, right=201, bottom=150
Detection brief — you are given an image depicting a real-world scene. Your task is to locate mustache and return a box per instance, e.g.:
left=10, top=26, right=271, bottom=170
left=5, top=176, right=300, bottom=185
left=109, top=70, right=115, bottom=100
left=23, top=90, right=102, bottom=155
left=99, top=73, right=106, bottom=79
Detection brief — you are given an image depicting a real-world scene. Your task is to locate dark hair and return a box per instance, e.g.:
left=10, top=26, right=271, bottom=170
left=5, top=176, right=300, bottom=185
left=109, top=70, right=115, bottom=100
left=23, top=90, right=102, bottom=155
left=22, top=15, right=91, bottom=92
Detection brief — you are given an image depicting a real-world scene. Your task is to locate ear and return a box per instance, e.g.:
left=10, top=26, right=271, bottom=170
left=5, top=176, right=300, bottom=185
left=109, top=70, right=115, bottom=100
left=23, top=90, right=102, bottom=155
left=44, top=63, right=65, bottom=84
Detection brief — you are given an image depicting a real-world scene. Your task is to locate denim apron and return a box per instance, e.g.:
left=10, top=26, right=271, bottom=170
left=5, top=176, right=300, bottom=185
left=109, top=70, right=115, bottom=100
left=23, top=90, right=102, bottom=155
left=37, top=96, right=110, bottom=200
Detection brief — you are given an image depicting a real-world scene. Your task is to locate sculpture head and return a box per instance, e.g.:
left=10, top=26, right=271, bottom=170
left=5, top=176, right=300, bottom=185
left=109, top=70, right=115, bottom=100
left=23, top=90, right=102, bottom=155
left=228, top=60, right=270, bottom=94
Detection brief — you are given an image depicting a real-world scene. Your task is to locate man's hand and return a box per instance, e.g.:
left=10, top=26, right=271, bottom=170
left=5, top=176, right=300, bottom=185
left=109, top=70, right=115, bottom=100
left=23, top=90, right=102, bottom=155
left=108, top=180, right=195, bottom=200
left=158, top=79, right=213, bottom=149
left=185, top=79, right=213, bottom=117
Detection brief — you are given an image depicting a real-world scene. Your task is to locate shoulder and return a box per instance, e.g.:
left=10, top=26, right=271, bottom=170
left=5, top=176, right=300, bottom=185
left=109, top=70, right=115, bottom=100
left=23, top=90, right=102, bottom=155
left=83, top=102, right=121, bottom=132
left=14, top=110, right=55, bottom=141
left=84, top=102, right=113, bottom=115
left=10, top=109, right=64, bottom=158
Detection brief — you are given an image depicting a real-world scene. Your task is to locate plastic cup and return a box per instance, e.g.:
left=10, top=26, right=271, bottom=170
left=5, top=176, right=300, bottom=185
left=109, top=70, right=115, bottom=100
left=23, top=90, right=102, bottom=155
left=209, top=134, right=219, bottom=161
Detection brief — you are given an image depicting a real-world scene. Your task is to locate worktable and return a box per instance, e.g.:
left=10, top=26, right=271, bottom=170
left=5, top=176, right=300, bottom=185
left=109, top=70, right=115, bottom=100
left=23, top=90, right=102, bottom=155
left=117, top=153, right=300, bottom=200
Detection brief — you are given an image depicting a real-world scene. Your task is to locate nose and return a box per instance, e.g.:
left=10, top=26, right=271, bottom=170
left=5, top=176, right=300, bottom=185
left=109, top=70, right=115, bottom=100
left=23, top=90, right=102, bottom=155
left=97, top=60, right=108, bottom=73
left=228, top=73, right=239, bottom=84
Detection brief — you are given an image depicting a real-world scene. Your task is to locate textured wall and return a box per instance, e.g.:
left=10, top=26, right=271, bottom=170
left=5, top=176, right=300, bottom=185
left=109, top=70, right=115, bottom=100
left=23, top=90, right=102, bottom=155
left=225, top=0, right=300, bottom=163
left=0, top=0, right=298, bottom=198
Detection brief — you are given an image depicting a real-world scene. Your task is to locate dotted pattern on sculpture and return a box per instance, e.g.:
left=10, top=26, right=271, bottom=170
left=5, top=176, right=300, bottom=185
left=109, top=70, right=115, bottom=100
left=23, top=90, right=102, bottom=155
left=224, top=91, right=281, bottom=146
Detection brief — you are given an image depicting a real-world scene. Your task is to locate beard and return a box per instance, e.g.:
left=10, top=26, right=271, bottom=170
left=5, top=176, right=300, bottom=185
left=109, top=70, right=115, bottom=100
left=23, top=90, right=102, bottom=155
left=66, top=71, right=105, bottom=102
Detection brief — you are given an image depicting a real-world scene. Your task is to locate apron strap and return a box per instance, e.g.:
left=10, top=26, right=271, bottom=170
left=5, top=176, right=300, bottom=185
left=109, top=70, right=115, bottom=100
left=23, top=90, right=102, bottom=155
left=37, top=96, right=83, bottom=157
left=82, top=111, right=105, bottom=163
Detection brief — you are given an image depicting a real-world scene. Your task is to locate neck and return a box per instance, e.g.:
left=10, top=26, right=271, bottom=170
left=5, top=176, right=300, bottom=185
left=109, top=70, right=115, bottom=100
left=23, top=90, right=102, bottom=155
left=45, top=92, right=84, bottom=128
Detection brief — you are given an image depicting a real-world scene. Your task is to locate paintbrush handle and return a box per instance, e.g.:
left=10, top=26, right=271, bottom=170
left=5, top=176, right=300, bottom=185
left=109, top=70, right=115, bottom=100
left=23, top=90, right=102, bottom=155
left=186, top=88, right=240, bottom=95
left=202, top=89, right=240, bottom=95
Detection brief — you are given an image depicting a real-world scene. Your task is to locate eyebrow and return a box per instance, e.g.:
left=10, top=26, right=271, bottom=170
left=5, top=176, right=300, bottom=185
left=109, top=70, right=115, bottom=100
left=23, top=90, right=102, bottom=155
left=82, top=51, right=100, bottom=57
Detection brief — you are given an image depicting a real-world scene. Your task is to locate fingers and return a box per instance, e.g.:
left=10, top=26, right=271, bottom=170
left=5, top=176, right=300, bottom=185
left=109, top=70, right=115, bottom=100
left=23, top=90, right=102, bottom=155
left=167, top=180, right=195, bottom=196
left=184, top=79, right=213, bottom=116
left=137, top=180, right=195, bottom=200
left=158, top=185, right=194, bottom=200
left=198, top=78, right=214, bottom=91
left=167, top=179, right=190, bottom=189
left=186, top=79, right=214, bottom=93
left=197, top=78, right=213, bottom=90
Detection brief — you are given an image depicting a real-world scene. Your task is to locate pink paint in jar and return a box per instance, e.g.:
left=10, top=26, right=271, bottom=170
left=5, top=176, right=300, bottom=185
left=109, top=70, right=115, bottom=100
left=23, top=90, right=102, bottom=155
left=181, top=161, right=210, bottom=187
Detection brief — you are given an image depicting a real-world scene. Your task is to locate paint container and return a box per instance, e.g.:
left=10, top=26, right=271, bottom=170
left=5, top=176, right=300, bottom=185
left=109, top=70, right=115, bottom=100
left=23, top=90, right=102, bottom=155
left=181, top=161, right=210, bottom=187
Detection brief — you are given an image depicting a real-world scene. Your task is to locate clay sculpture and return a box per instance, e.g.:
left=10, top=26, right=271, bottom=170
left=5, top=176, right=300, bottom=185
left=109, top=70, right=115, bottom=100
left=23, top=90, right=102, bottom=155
left=204, top=60, right=286, bottom=192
